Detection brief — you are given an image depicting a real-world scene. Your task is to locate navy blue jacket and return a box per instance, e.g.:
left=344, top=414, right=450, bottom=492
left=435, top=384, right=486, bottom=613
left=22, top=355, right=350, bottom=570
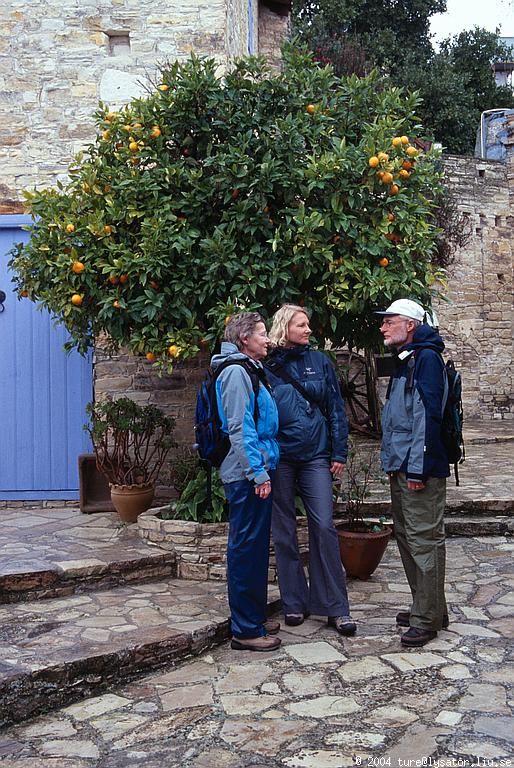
left=264, top=346, right=348, bottom=463
left=381, top=325, right=450, bottom=481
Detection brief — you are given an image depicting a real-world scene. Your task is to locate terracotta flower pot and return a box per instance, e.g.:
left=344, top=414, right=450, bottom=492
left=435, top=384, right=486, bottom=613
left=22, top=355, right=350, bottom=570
left=336, top=526, right=392, bottom=580
left=110, top=482, right=155, bottom=523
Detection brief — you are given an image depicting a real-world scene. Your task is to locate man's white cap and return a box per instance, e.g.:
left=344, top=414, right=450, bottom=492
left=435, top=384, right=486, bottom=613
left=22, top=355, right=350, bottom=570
left=374, top=299, right=437, bottom=326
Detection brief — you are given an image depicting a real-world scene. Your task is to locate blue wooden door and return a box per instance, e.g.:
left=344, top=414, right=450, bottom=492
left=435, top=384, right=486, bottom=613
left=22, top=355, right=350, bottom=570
left=0, top=215, right=92, bottom=500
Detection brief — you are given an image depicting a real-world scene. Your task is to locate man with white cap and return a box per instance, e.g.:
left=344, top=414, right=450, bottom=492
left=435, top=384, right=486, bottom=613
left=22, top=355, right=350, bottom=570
left=375, top=298, right=449, bottom=647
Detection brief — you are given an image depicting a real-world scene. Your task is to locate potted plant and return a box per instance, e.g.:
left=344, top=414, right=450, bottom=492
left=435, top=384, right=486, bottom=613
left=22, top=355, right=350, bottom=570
left=335, top=440, right=391, bottom=579
left=85, top=397, right=175, bottom=522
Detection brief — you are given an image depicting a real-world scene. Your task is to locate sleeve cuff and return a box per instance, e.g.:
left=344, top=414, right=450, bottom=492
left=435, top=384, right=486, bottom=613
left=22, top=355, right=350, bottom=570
left=254, top=470, right=270, bottom=486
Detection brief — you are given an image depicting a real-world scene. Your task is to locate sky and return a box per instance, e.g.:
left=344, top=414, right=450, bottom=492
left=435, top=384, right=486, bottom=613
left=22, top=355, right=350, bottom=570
left=430, top=0, right=514, bottom=44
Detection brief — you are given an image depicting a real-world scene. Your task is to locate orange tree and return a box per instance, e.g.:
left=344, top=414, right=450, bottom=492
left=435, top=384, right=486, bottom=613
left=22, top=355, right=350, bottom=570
left=10, top=44, right=444, bottom=366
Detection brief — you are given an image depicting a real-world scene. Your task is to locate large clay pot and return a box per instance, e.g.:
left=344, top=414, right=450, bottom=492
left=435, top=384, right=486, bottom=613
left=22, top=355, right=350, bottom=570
left=336, top=526, right=392, bottom=580
left=110, top=482, right=155, bottom=523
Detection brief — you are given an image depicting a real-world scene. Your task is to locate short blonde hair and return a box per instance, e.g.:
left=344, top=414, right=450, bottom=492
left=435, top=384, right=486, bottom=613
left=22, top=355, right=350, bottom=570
left=269, top=304, right=310, bottom=347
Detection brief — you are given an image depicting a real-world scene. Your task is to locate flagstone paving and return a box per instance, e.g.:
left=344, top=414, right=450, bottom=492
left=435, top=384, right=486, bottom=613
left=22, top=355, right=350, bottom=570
left=0, top=536, right=512, bottom=767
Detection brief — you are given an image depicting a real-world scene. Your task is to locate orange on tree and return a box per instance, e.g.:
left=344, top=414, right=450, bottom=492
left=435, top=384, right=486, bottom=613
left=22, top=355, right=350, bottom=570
left=132, top=123, right=143, bottom=129
left=402, top=160, right=413, bottom=170
left=382, top=171, right=393, bottom=185
left=389, top=184, right=400, bottom=195
left=392, top=137, right=402, bottom=147
left=9, top=54, right=444, bottom=367
left=368, top=156, right=379, bottom=168
left=306, top=103, right=316, bottom=114
left=157, top=84, right=169, bottom=91
left=105, top=112, right=118, bottom=123
left=129, top=141, right=139, bottom=152
left=399, top=169, right=410, bottom=180
left=101, top=130, right=110, bottom=140
left=231, top=188, right=240, bottom=199
left=72, top=261, right=85, bottom=274
left=146, top=352, right=157, bottom=362
left=387, top=212, right=395, bottom=221
left=377, top=152, right=389, bottom=162
left=401, top=135, right=409, bottom=145
left=112, top=300, right=121, bottom=309
left=150, top=126, right=161, bottom=138
left=71, top=293, right=83, bottom=306
left=119, top=274, right=129, bottom=284
left=20, top=290, right=29, bottom=298
left=167, top=344, right=179, bottom=357
left=121, top=124, right=132, bottom=132
left=406, top=146, right=418, bottom=157
left=65, top=223, right=75, bottom=233
left=103, top=225, right=113, bottom=235
left=379, top=257, right=389, bottom=267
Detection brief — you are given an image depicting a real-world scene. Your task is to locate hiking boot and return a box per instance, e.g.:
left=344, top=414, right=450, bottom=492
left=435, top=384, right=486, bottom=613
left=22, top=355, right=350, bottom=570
left=264, top=618, right=280, bottom=635
left=400, top=627, right=437, bottom=647
left=328, top=616, right=357, bottom=636
left=396, top=611, right=449, bottom=629
left=285, top=613, right=306, bottom=626
left=231, top=634, right=282, bottom=652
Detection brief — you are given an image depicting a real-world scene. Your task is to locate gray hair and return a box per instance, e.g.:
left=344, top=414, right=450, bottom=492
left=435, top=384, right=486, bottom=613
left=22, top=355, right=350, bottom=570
left=224, top=312, right=264, bottom=350
left=399, top=315, right=421, bottom=328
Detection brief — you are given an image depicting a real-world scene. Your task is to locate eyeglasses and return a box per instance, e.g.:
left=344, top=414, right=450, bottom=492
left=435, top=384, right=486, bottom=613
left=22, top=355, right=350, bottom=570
left=380, top=317, right=408, bottom=328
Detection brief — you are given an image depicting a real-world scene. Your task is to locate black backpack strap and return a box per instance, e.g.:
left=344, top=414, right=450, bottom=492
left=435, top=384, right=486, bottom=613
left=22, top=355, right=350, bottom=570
left=213, top=358, right=263, bottom=426
left=264, top=359, right=320, bottom=411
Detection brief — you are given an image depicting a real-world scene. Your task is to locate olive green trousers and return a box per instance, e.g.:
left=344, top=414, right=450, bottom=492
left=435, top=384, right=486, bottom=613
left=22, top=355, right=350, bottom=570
left=390, top=472, right=448, bottom=631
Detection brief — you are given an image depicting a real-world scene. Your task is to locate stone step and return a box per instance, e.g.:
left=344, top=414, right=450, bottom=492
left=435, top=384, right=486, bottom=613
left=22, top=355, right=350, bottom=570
left=0, top=549, right=176, bottom=605
left=0, top=507, right=177, bottom=605
left=0, top=576, right=281, bottom=728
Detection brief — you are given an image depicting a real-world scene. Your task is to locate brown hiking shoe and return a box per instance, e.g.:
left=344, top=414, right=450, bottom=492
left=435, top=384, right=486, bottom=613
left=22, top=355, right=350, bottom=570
left=264, top=618, right=280, bottom=635
left=231, top=634, right=282, bottom=652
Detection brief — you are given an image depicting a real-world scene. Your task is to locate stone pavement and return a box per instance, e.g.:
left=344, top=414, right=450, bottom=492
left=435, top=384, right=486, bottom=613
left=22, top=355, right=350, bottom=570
left=0, top=536, right=513, bottom=767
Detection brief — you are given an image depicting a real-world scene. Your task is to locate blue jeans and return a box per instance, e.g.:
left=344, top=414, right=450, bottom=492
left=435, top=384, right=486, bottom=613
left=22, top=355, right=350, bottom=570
left=224, top=475, right=274, bottom=639
left=272, top=458, right=350, bottom=617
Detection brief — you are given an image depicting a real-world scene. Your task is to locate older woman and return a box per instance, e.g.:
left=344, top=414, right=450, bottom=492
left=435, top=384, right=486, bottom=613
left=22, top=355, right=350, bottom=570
left=211, top=312, right=281, bottom=651
left=264, top=304, right=356, bottom=636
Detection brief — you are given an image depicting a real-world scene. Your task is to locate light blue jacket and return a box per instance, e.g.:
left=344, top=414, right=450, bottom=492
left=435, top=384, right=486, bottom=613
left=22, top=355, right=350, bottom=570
left=211, top=343, right=279, bottom=486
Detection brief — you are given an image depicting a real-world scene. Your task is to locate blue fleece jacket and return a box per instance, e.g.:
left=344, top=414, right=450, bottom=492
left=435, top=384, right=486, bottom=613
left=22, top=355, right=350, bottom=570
left=381, top=324, right=450, bottom=480
left=264, top=345, right=348, bottom=463
left=211, top=343, right=279, bottom=486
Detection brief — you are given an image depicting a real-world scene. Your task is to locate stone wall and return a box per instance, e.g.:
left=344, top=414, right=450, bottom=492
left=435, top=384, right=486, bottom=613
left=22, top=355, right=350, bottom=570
left=435, top=156, right=514, bottom=419
left=0, top=0, right=287, bottom=208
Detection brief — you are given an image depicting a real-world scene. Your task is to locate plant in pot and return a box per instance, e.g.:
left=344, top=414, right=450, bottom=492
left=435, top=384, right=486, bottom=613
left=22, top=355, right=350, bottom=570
left=85, top=397, right=175, bottom=523
left=335, top=440, right=391, bottom=579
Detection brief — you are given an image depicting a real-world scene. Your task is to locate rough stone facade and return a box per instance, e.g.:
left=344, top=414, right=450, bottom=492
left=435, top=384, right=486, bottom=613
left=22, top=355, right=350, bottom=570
left=434, top=156, right=514, bottom=420
left=0, top=0, right=284, bottom=208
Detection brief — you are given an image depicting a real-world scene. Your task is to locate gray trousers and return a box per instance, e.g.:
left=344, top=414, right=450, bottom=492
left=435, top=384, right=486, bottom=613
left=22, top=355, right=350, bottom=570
left=390, top=472, right=448, bottom=631
left=272, top=458, right=350, bottom=617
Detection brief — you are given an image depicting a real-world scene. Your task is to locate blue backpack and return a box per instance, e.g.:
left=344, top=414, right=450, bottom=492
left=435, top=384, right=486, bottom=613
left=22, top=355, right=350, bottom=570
left=194, top=359, right=262, bottom=468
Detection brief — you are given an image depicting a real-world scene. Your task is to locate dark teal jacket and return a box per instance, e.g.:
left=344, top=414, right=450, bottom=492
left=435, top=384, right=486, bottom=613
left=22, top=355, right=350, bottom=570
left=264, top=346, right=348, bottom=463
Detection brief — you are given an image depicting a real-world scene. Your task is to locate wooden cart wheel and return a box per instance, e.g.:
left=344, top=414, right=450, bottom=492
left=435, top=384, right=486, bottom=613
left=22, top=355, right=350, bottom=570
left=336, top=349, right=381, bottom=436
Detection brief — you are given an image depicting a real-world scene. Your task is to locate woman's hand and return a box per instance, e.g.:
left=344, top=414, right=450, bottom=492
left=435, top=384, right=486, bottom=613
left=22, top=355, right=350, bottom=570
left=255, top=480, right=272, bottom=499
left=330, top=461, right=345, bottom=478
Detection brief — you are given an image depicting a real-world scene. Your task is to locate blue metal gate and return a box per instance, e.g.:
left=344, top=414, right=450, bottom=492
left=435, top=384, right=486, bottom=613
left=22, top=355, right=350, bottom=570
left=0, top=214, right=92, bottom=500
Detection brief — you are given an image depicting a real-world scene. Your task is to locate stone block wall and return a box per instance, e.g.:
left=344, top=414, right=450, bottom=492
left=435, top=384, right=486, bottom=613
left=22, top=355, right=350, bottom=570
left=0, top=0, right=286, bottom=208
left=435, top=157, right=514, bottom=419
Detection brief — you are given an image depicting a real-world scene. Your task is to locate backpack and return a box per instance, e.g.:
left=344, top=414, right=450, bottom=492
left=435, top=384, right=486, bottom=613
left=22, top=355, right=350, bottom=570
left=405, top=353, right=465, bottom=485
left=194, top=358, right=262, bottom=468
left=441, top=359, right=465, bottom=485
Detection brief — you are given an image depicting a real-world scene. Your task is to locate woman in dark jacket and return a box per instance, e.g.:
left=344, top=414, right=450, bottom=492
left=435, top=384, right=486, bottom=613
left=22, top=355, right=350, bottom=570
left=264, top=304, right=356, bottom=636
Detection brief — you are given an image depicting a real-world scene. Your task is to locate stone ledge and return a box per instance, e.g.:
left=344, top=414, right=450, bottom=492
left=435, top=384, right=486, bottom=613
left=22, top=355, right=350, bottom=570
left=0, top=551, right=177, bottom=605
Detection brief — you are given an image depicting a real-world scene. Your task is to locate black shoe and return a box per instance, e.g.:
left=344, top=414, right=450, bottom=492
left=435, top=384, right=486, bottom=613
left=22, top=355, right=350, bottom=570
left=285, top=613, right=306, bottom=626
left=396, top=610, right=449, bottom=629
left=400, top=626, right=437, bottom=647
left=328, top=616, right=357, bottom=636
